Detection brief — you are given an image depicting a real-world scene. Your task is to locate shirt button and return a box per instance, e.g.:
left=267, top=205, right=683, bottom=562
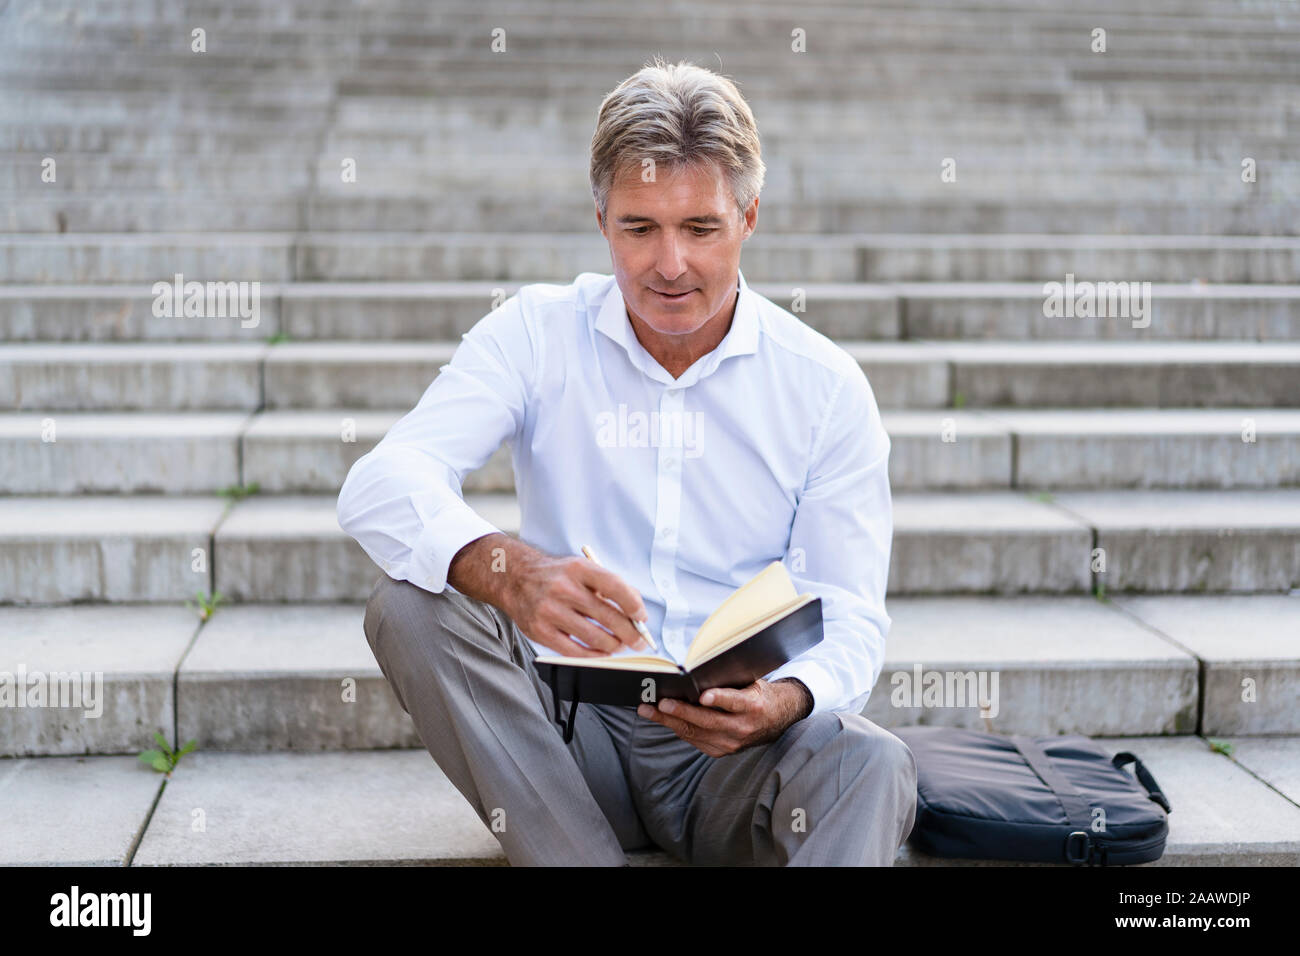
left=662, top=526, right=674, bottom=539
left=664, top=456, right=677, bottom=468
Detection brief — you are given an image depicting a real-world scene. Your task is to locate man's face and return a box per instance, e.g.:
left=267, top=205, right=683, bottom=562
left=597, top=160, right=757, bottom=339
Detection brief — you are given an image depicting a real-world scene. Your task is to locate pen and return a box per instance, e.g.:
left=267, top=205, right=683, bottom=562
left=580, top=544, right=666, bottom=657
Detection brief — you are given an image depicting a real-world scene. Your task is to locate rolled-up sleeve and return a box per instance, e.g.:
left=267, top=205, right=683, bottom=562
left=336, top=292, right=537, bottom=594
left=766, top=365, right=893, bottom=716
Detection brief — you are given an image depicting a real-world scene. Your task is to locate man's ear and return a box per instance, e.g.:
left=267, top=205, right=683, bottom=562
left=741, top=197, right=759, bottom=240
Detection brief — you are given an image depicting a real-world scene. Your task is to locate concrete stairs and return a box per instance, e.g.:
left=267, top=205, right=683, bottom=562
left=7, top=737, right=1300, bottom=866
left=1, top=0, right=1298, bottom=865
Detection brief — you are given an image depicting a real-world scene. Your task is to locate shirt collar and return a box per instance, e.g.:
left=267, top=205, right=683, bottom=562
left=594, top=268, right=760, bottom=387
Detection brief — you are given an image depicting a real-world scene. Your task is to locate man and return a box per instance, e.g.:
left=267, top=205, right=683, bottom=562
left=337, top=57, right=916, bottom=866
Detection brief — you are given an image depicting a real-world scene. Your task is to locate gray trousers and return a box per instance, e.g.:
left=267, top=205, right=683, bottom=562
left=363, top=572, right=918, bottom=866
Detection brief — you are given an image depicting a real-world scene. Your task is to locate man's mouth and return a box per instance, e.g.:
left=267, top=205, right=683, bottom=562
left=652, top=288, right=694, bottom=301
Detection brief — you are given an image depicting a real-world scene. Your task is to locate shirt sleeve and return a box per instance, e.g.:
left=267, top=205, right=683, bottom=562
left=336, top=292, right=537, bottom=594
left=765, top=364, right=893, bottom=716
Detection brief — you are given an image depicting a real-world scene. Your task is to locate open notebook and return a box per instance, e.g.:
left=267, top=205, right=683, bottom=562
left=533, top=560, right=823, bottom=741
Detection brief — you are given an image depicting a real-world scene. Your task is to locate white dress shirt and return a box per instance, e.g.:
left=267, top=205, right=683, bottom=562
left=337, top=268, right=893, bottom=716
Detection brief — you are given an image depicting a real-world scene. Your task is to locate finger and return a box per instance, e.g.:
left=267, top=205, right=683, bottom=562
left=655, top=697, right=733, bottom=731
left=639, top=704, right=703, bottom=742
left=578, top=562, right=648, bottom=622
left=640, top=707, right=731, bottom=757
left=698, top=684, right=760, bottom=712
left=570, top=587, right=650, bottom=651
left=553, top=607, right=623, bottom=654
left=536, top=627, right=606, bottom=658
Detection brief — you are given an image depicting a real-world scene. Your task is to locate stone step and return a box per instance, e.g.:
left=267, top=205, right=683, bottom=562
left=26, top=135, right=1283, bottom=162
left=0, top=496, right=227, bottom=603
left=0, top=340, right=887, bottom=411
left=933, top=341, right=1300, bottom=408
left=0, top=604, right=200, bottom=757
left=0, top=233, right=297, bottom=283
left=5, top=54, right=1290, bottom=97
left=2, top=594, right=1295, bottom=753
left=0, top=283, right=284, bottom=341
left=19, top=104, right=1282, bottom=147
left=24, top=0, right=1298, bottom=25
left=14, top=58, right=1288, bottom=92
left=210, top=493, right=520, bottom=603
left=4, top=408, right=1297, bottom=495
left=10, top=194, right=1295, bottom=235
left=897, top=282, right=1300, bottom=340
left=9, top=7, right=1298, bottom=48
left=2, top=490, right=1297, bottom=604
left=893, top=489, right=1300, bottom=593
left=4, top=234, right=1300, bottom=283
left=14, top=29, right=1282, bottom=59
left=242, top=408, right=1300, bottom=494
left=318, top=93, right=1283, bottom=132
left=2, top=737, right=1296, bottom=865
left=0, top=412, right=250, bottom=493
left=3, top=63, right=1292, bottom=109
left=8, top=281, right=1297, bottom=343
left=0, top=343, right=268, bottom=411
left=3, top=195, right=304, bottom=234
left=0, top=750, right=509, bottom=866
left=914, top=596, right=1174, bottom=729
left=12, top=188, right=1283, bottom=224
left=331, top=122, right=1296, bottom=153
left=1109, top=595, right=1300, bottom=735
left=7, top=120, right=1288, bottom=153
left=2, top=46, right=1290, bottom=94
left=259, top=342, right=458, bottom=410
left=11, top=154, right=1293, bottom=195
left=871, top=594, right=1300, bottom=736
left=5, top=340, right=1296, bottom=411
left=9, top=30, right=1285, bottom=59
left=1050, top=489, right=1300, bottom=592
left=981, top=408, right=1300, bottom=488
left=163, top=597, right=1167, bottom=744
left=3, top=62, right=1294, bottom=105
left=0, top=95, right=1172, bottom=133
left=23, top=121, right=1289, bottom=160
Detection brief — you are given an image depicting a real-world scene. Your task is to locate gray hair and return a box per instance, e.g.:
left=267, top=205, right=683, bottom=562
left=589, top=55, right=765, bottom=226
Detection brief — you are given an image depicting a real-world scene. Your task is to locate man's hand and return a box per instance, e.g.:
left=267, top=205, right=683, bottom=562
left=448, top=533, right=651, bottom=658
left=637, top=678, right=812, bottom=757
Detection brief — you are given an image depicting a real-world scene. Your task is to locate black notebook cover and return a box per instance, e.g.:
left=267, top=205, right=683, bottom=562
left=533, top=597, right=823, bottom=707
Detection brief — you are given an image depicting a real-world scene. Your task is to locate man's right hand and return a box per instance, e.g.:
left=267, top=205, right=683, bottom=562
left=448, top=534, right=651, bottom=658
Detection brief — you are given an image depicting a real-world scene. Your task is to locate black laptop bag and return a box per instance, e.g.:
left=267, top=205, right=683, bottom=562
left=892, top=726, right=1172, bottom=866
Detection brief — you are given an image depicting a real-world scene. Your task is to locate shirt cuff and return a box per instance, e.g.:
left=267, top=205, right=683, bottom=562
left=765, top=659, right=837, bottom=718
left=409, top=501, right=503, bottom=594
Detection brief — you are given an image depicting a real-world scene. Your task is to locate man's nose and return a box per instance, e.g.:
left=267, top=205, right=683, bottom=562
left=654, top=234, right=687, bottom=280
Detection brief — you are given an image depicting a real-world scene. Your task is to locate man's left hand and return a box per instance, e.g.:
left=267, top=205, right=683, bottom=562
left=637, top=678, right=812, bottom=757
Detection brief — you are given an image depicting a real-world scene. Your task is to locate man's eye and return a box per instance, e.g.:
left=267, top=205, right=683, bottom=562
left=627, top=227, right=715, bottom=236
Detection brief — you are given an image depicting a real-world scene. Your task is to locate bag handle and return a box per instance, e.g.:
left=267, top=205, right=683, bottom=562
left=1012, top=735, right=1104, bottom=865
left=1010, top=735, right=1094, bottom=834
left=1111, top=751, right=1172, bottom=814
left=548, top=671, right=579, bottom=744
